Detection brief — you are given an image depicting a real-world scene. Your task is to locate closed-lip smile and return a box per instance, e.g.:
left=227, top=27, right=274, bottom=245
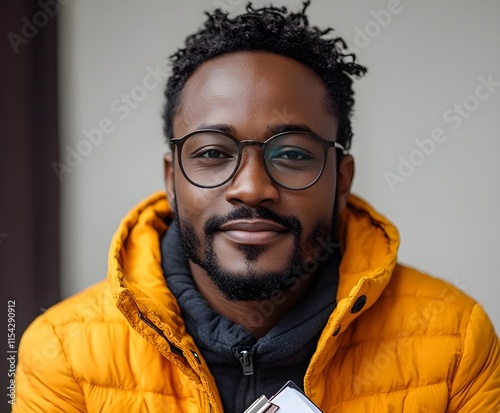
left=218, top=219, right=288, bottom=244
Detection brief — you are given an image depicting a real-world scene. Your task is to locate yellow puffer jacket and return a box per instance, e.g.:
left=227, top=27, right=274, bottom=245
left=14, top=192, right=500, bottom=412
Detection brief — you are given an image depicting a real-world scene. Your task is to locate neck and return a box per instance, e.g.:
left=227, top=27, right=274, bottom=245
left=188, top=261, right=316, bottom=338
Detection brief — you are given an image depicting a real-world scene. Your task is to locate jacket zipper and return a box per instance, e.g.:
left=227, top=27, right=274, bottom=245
left=137, top=311, right=183, bottom=356
left=237, top=349, right=254, bottom=376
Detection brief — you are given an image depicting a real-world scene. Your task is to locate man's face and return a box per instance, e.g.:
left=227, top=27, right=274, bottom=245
left=165, top=51, right=351, bottom=301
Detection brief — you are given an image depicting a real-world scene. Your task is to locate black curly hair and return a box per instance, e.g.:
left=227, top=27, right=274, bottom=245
left=163, top=1, right=367, bottom=151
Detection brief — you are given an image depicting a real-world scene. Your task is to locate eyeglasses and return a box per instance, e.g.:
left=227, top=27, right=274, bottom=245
left=170, top=129, right=344, bottom=190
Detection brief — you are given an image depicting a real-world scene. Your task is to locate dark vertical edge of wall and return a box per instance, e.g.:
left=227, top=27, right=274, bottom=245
left=0, top=0, right=61, bottom=388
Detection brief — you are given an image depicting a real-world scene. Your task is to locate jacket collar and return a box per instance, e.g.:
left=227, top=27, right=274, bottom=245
left=337, top=194, right=400, bottom=317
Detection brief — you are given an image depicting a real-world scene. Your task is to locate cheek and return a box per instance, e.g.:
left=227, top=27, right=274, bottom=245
left=295, top=164, right=337, bottom=228
left=174, top=172, right=223, bottom=229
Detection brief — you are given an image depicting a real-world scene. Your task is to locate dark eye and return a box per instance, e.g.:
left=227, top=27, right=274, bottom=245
left=190, top=144, right=235, bottom=160
left=200, top=149, right=227, bottom=158
left=270, top=147, right=311, bottom=161
left=279, top=150, right=304, bottom=160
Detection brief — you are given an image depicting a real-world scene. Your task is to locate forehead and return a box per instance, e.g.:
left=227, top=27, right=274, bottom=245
left=173, top=51, right=337, bottom=139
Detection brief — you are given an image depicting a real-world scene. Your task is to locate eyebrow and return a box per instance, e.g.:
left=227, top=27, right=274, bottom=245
left=269, top=123, right=318, bottom=135
left=195, top=123, right=321, bottom=137
left=196, top=123, right=236, bottom=135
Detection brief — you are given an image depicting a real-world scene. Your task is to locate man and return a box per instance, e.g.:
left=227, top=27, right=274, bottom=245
left=14, top=2, right=499, bottom=412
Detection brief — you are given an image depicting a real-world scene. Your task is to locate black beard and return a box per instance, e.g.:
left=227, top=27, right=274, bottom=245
left=173, top=199, right=333, bottom=301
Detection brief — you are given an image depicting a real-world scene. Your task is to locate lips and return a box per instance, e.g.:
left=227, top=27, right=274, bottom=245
left=218, top=219, right=288, bottom=244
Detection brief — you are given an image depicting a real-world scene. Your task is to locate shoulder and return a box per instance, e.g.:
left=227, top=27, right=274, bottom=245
left=367, top=263, right=497, bottom=351
left=353, top=263, right=492, bottom=347
left=19, top=280, right=124, bottom=366
left=17, top=280, right=141, bottom=394
left=385, top=264, right=477, bottom=323
left=41, top=279, right=119, bottom=328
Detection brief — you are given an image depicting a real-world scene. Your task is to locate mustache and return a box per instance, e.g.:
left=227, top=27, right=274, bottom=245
left=204, top=206, right=302, bottom=236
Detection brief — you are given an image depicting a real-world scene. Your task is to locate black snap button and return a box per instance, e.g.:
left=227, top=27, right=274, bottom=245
left=351, top=295, right=367, bottom=314
left=332, top=325, right=341, bottom=336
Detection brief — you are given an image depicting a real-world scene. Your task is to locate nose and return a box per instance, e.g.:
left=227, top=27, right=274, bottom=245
left=224, top=146, right=280, bottom=207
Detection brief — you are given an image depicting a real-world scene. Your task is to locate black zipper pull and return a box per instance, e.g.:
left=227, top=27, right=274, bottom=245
left=237, top=349, right=254, bottom=376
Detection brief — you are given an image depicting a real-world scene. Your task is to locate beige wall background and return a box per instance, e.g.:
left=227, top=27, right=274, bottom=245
left=58, top=0, right=500, bottom=328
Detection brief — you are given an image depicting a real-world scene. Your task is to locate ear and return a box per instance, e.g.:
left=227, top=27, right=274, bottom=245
left=336, top=154, right=355, bottom=211
left=163, top=151, right=175, bottom=209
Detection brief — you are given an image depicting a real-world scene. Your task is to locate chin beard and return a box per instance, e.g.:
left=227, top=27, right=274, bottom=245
left=199, top=236, right=304, bottom=301
left=173, top=200, right=333, bottom=301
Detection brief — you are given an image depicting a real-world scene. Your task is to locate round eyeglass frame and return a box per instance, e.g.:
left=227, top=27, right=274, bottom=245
left=170, top=128, right=345, bottom=191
